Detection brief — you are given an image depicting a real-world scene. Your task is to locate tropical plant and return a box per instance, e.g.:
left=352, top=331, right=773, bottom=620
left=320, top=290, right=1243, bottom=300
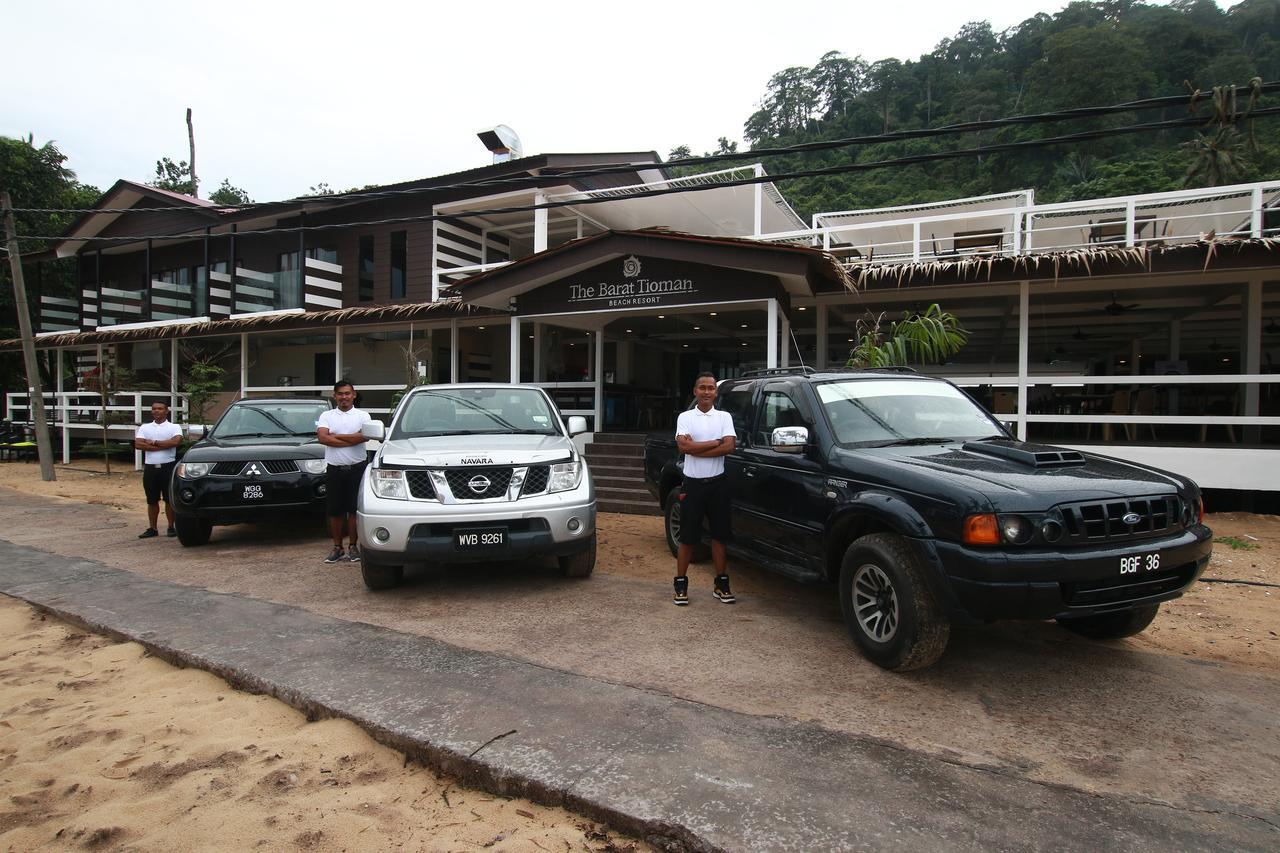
left=847, top=303, right=968, bottom=368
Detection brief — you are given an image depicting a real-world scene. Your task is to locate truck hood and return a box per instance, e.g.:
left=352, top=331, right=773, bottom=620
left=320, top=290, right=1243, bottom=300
left=835, top=439, right=1190, bottom=509
left=184, top=436, right=324, bottom=462
left=378, top=434, right=575, bottom=467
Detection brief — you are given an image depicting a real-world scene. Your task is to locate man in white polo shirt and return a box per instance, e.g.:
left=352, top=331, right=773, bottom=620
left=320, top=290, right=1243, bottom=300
left=134, top=400, right=183, bottom=539
left=673, top=372, right=737, bottom=606
left=317, top=380, right=371, bottom=564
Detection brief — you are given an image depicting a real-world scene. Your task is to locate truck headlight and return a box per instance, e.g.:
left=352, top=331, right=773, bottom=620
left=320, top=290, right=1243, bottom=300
left=548, top=460, right=583, bottom=493
left=177, top=462, right=211, bottom=479
left=371, top=469, right=408, bottom=500
left=299, top=458, right=327, bottom=475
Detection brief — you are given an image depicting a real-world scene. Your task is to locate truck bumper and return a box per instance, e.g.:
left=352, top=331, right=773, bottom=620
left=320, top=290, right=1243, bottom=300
left=910, top=524, right=1213, bottom=622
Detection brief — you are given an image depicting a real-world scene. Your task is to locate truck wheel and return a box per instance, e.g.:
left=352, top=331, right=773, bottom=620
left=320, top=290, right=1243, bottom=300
left=559, top=533, right=596, bottom=578
left=1056, top=603, right=1160, bottom=640
left=839, top=533, right=949, bottom=672
left=664, top=487, right=709, bottom=561
left=174, top=516, right=212, bottom=547
left=361, top=560, right=404, bottom=591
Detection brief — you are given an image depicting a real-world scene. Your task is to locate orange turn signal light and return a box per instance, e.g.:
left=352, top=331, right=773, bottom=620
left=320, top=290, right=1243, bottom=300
left=963, top=513, right=1001, bottom=545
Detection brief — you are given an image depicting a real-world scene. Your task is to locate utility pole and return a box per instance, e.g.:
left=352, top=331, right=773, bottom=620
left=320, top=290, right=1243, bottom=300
left=187, top=108, right=198, bottom=198
left=1, top=192, right=56, bottom=481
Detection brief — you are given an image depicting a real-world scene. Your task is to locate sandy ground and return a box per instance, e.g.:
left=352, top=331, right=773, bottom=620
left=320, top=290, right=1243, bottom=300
left=0, top=593, right=644, bottom=852
left=0, top=458, right=1277, bottom=836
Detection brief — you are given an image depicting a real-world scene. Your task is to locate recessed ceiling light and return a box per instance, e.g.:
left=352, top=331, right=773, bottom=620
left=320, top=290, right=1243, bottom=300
left=528, top=335, right=534, bottom=339
left=741, top=342, right=747, bottom=347
left=798, top=306, right=807, bottom=311
left=740, top=324, right=748, bottom=328
left=847, top=338, right=854, bottom=342
left=626, top=328, right=632, bottom=333
left=658, top=315, right=665, bottom=319
left=682, top=344, right=689, bottom=348
left=709, top=312, right=718, bottom=316
left=478, top=326, right=486, bottom=330
left=693, top=326, right=700, bottom=330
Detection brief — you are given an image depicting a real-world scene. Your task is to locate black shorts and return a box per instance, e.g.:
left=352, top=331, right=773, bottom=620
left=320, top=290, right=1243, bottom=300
left=326, top=461, right=367, bottom=516
left=678, top=475, right=732, bottom=545
left=142, top=462, right=175, bottom=505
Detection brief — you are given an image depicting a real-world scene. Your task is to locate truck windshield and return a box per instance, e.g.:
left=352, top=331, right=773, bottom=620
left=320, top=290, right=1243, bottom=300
left=212, top=402, right=331, bottom=439
left=816, top=379, right=1000, bottom=446
left=392, top=388, right=560, bottom=438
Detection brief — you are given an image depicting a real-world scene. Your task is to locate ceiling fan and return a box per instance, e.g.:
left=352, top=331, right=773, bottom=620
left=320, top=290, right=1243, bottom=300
left=1102, top=292, right=1141, bottom=315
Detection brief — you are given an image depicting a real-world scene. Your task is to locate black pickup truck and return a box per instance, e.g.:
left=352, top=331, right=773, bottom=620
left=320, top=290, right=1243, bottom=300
left=644, top=368, right=1212, bottom=671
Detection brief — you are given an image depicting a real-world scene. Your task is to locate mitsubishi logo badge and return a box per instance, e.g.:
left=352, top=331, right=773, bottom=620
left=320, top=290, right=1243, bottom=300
left=245, top=463, right=262, bottom=477
left=467, top=475, right=491, bottom=494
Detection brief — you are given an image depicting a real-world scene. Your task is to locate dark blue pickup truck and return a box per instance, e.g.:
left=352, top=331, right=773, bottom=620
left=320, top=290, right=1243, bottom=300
left=644, top=368, right=1213, bottom=671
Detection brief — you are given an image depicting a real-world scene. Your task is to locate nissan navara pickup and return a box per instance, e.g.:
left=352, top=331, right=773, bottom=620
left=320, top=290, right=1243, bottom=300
left=645, top=368, right=1212, bottom=671
left=357, top=384, right=596, bottom=590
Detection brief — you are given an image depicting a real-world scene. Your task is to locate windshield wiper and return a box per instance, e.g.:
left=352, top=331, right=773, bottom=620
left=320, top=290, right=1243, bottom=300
left=217, top=432, right=290, bottom=439
left=872, top=436, right=955, bottom=447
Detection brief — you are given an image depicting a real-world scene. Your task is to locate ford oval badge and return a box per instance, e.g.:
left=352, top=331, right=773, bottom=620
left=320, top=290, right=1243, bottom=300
left=1122, top=512, right=1141, bottom=525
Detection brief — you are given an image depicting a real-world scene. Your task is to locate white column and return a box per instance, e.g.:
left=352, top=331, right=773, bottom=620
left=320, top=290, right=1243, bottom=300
left=911, top=221, right=921, bottom=261
left=509, top=316, right=521, bottom=383
left=815, top=305, right=829, bottom=369
left=1245, top=278, right=1263, bottom=418
left=780, top=315, right=791, bottom=367
left=766, top=299, right=778, bottom=369
left=170, top=337, right=179, bottom=417
left=534, top=192, right=548, bottom=253
left=532, top=323, right=543, bottom=382
left=1252, top=186, right=1264, bottom=237
left=1017, top=281, right=1029, bottom=441
left=335, top=325, right=344, bottom=381
left=239, top=334, right=247, bottom=399
left=753, top=165, right=764, bottom=237
left=449, top=320, right=459, bottom=383
left=1125, top=199, right=1137, bottom=246
left=593, top=330, right=604, bottom=431
left=425, top=328, right=434, bottom=383
left=57, top=348, right=68, bottom=464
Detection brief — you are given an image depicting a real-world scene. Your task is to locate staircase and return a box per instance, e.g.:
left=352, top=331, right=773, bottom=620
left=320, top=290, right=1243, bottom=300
left=584, top=433, right=660, bottom=516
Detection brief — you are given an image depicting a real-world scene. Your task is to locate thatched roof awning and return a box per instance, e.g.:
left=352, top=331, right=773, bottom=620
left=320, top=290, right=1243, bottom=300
left=4, top=300, right=498, bottom=351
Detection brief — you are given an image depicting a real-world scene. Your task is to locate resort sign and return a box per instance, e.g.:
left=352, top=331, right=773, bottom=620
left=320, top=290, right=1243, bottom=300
left=519, top=254, right=780, bottom=314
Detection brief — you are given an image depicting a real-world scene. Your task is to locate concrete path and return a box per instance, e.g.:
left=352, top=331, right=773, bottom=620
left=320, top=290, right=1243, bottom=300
left=1, top=541, right=1275, bottom=851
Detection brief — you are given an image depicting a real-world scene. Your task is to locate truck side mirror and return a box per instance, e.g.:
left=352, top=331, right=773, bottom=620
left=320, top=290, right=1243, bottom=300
left=566, top=416, right=588, bottom=436
left=361, top=420, right=386, bottom=441
left=771, top=426, right=808, bottom=453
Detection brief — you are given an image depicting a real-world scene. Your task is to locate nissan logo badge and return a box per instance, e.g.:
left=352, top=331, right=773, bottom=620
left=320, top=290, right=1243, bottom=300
left=468, top=475, right=491, bottom=494
left=1122, top=512, right=1141, bottom=525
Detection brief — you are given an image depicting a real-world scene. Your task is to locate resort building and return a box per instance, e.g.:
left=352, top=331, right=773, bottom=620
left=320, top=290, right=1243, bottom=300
left=7, top=136, right=1280, bottom=507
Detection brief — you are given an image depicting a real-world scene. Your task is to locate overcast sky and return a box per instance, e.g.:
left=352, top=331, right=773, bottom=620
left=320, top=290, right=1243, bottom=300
left=5, top=0, right=1214, bottom=204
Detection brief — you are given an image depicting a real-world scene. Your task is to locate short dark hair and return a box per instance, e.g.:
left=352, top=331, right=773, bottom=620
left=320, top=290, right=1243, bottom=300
left=150, top=400, right=170, bottom=410
left=694, top=372, right=717, bottom=385
left=333, top=380, right=355, bottom=393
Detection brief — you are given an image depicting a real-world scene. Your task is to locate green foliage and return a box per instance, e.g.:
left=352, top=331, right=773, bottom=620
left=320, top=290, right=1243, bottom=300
left=152, top=156, right=195, bottom=195
left=734, top=1, right=1280, bottom=219
left=208, top=179, right=251, bottom=205
left=1214, top=535, right=1261, bottom=550
left=847, top=304, right=968, bottom=368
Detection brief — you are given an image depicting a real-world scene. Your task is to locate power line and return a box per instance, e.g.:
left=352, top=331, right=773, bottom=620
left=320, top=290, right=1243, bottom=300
left=9, top=81, right=1277, bottom=217
left=9, top=106, right=1280, bottom=245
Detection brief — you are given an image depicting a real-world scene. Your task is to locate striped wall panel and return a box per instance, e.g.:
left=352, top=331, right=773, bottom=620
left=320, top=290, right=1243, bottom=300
left=39, top=295, right=80, bottom=333
left=97, top=286, right=145, bottom=328
left=208, top=271, right=232, bottom=318
left=150, top=278, right=196, bottom=322
left=304, top=256, right=343, bottom=310
left=81, top=286, right=98, bottom=330
left=233, top=266, right=280, bottom=314
left=434, top=217, right=511, bottom=291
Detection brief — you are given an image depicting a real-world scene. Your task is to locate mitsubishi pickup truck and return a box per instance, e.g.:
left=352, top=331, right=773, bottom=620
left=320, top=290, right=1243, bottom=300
left=357, top=383, right=596, bottom=591
left=644, top=367, right=1212, bottom=671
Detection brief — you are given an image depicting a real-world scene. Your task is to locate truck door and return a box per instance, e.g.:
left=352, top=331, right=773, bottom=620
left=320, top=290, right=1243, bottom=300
left=734, top=382, right=826, bottom=569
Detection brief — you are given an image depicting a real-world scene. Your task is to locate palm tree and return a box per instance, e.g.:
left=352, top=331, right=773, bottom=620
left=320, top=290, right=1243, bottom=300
left=847, top=303, right=968, bottom=368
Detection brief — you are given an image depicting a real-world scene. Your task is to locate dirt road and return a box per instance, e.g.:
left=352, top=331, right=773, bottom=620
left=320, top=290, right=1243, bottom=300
left=1, top=461, right=1277, bottom=833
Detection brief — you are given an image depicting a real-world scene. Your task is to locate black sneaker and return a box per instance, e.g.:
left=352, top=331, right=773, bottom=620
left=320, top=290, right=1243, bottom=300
left=138, top=528, right=158, bottom=539
left=166, top=526, right=177, bottom=537
left=324, top=546, right=346, bottom=564
left=673, top=576, right=689, bottom=606
left=347, top=544, right=361, bottom=562
left=713, top=574, right=736, bottom=604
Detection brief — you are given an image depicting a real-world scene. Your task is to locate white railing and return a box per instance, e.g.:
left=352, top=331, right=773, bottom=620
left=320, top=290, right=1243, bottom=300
left=757, top=179, right=1280, bottom=267
left=431, top=260, right=513, bottom=301
left=5, top=391, right=190, bottom=467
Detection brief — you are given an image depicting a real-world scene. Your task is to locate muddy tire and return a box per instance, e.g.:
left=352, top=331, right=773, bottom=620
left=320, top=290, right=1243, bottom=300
left=1057, top=603, right=1160, bottom=640
left=839, top=533, right=949, bottom=672
left=559, top=533, right=596, bottom=578
left=361, top=560, right=404, bottom=591
left=664, top=487, right=709, bottom=561
left=174, top=515, right=212, bottom=547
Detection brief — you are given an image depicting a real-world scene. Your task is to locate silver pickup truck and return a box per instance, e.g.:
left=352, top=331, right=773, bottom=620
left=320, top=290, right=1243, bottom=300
left=356, top=383, right=596, bottom=590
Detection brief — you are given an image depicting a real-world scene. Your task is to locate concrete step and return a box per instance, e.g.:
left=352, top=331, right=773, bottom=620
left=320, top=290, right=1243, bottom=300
left=585, top=453, right=644, bottom=470
left=595, top=475, right=648, bottom=491
left=590, top=461, right=644, bottom=476
left=598, top=498, right=661, bottom=516
left=590, top=433, right=649, bottom=446
left=584, top=442, right=643, bottom=457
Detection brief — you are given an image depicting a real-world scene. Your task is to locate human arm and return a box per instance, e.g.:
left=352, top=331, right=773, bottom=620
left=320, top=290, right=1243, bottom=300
left=316, top=427, right=368, bottom=447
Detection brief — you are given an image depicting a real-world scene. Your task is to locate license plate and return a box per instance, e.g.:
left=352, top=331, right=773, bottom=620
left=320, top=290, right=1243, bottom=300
left=455, top=527, right=506, bottom=549
left=240, top=483, right=267, bottom=502
left=1119, top=552, right=1162, bottom=575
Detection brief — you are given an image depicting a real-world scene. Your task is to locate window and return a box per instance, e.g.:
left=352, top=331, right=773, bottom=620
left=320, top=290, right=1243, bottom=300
left=716, top=384, right=755, bottom=442
left=390, top=231, right=407, bottom=299
left=358, top=235, right=375, bottom=301
left=756, top=390, right=807, bottom=446
left=307, top=246, right=338, bottom=265
left=277, top=251, right=299, bottom=272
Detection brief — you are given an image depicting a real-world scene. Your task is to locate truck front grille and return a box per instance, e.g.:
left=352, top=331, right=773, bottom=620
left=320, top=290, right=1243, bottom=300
left=444, top=467, right=513, bottom=500
left=1061, top=563, right=1198, bottom=607
left=406, top=470, right=436, bottom=499
left=1061, top=496, right=1180, bottom=543
left=521, top=465, right=550, bottom=496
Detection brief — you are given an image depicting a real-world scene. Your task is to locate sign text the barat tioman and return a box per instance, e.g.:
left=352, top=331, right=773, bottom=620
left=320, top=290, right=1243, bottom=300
left=568, top=276, right=695, bottom=308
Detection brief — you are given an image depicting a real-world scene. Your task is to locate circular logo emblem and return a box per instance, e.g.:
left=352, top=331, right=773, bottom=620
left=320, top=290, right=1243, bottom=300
left=468, top=475, right=492, bottom=494
left=1122, top=512, right=1141, bottom=525
left=622, top=255, right=642, bottom=278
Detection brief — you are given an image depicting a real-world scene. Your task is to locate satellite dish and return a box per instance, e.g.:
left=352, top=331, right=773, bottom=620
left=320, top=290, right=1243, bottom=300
left=477, top=125, right=523, bottom=163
